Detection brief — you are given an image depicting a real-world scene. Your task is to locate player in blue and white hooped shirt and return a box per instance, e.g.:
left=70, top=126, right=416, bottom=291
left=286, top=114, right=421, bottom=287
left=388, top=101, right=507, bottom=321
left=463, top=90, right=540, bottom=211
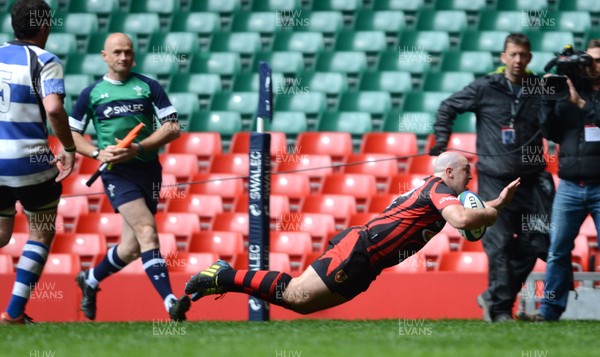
left=0, top=0, right=76, bottom=324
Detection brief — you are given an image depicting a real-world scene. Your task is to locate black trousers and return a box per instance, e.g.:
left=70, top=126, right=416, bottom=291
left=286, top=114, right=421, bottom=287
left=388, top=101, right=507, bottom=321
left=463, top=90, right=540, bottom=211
left=477, top=172, right=552, bottom=318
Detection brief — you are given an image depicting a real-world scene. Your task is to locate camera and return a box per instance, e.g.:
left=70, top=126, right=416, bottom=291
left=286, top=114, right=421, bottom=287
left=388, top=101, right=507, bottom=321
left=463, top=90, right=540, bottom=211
left=542, top=45, right=593, bottom=99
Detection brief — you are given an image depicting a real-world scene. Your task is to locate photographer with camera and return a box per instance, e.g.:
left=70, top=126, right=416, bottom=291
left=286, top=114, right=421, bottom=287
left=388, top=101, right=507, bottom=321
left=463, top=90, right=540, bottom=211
left=431, top=33, right=552, bottom=323
left=518, top=40, right=600, bottom=322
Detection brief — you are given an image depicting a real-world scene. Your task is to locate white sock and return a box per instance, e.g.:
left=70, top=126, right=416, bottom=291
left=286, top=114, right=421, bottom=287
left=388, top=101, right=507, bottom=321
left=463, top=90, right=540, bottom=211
left=164, top=293, right=176, bottom=312
left=86, top=268, right=100, bottom=289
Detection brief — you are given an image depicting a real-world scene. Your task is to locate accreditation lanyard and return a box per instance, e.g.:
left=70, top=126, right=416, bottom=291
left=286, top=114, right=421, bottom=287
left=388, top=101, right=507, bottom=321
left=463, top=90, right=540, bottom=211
left=502, top=80, right=522, bottom=144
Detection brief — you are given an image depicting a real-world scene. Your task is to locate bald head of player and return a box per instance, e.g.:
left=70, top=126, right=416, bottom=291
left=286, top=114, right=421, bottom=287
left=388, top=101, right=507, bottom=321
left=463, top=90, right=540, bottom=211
left=433, top=152, right=473, bottom=194
left=102, top=33, right=135, bottom=81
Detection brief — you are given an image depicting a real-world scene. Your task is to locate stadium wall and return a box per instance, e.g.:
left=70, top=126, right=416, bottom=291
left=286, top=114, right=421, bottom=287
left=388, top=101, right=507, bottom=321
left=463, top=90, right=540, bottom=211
left=0, top=272, right=488, bottom=321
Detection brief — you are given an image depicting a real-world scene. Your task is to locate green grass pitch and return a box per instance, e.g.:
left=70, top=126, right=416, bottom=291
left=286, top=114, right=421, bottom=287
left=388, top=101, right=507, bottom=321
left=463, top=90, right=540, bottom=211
left=1, top=319, right=599, bottom=357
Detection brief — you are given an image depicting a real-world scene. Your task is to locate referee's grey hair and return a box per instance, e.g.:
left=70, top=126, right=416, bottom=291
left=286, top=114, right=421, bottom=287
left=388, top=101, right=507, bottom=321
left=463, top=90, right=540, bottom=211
left=433, top=152, right=462, bottom=173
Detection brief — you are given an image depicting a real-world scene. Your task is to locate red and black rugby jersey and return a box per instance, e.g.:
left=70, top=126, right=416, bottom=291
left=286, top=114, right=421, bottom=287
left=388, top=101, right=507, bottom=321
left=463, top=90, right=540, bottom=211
left=363, top=175, right=462, bottom=273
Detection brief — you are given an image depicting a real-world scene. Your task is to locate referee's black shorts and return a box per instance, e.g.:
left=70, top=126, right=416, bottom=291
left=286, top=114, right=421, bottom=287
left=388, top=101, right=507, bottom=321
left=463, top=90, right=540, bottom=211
left=101, top=159, right=162, bottom=214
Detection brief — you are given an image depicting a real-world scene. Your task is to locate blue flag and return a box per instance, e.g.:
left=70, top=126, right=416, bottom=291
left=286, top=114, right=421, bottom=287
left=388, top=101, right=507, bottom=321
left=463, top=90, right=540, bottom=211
left=257, top=61, right=273, bottom=121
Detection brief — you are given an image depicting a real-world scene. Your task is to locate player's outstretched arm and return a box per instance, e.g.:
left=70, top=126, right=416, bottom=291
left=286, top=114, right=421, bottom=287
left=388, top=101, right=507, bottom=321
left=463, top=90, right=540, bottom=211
left=484, top=177, right=521, bottom=210
left=442, top=204, right=498, bottom=231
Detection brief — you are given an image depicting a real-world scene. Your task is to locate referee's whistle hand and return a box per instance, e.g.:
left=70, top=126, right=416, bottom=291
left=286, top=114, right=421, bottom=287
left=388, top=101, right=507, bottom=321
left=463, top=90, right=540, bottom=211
left=104, top=144, right=137, bottom=164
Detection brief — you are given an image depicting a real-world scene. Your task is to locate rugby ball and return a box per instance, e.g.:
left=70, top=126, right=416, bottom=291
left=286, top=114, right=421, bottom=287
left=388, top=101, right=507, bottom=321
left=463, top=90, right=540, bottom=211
left=457, top=191, right=487, bottom=242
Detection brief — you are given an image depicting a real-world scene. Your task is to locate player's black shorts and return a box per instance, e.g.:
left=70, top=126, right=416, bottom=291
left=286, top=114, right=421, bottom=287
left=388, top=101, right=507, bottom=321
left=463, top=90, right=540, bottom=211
left=310, top=227, right=377, bottom=300
left=101, top=159, right=162, bottom=214
left=0, top=176, right=62, bottom=216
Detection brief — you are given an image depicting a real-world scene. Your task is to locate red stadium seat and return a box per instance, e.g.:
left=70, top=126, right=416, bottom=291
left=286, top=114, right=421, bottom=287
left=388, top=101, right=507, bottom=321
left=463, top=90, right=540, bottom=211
left=447, top=133, right=477, bottom=160
left=270, top=231, right=313, bottom=271
left=47, top=134, right=62, bottom=152
left=189, top=173, right=245, bottom=210
left=75, top=213, right=123, bottom=245
left=168, top=252, right=220, bottom=273
left=407, top=155, right=437, bottom=175
left=532, top=258, right=546, bottom=272
left=47, top=134, right=91, bottom=153
left=51, top=233, right=107, bottom=269
left=467, top=173, right=478, bottom=194
left=545, top=153, right=558, bottom=175
left=234, top=252, right=292, bottom=274
left=269, top=252, right=293, bottom=274
left=368, top=194, right=397, bottom=213
left=385, top=251, right=427, bottom=273
left=43, top=253, right=81, bottom=274
left=77, top=156, right=101, bottom=175
left=155, top=212, right=201, bottom=248
left=342, top=153, right=398, bottom=193
left=229, top=131, right=288, bottom=158
left=579, top=215, right=597, bottom=244
left=208, top=153, right=249, bottom=177
left=0, top=232, right=28, bottom=264
left=360, top=132, right=418, bottom=155
left=165, top=132, right=222, bottom=172
left=159, top=153, right=199, bottom=183
left=459, top=238, right=485, bottom=252
left=271, top=173, right=311, bottom=210
left=421, top=233, right=451, bottom=270
left=61, top=174, right=105, bottom=210
left=389, top=174, right=427, bottom=195
left=211, top=212, right=249, bottom=241
left=119, top=259, right=145, bottom=274
left=437, top=251, right=488, bottom=272
left=12, top=213, right=66, bottom=234
left=295, top=132, right=353, bottom=163
left=321, top=173, right=377, bottom=210
left=166, top=194, right=223, bottom=230
left=572, top=234, right=589, bottom=271
left=158, top=233, right=179, bottom=257
left=425, top=133, right=479, bottom=167
left=347, top=212, right=378, bottom=227
left=275, top=213, right=336, bottom=252
left=0, top=254, right=14, bottom=273
left=57, top=196, right=90, bottom=232
left=98, top=197, right=116, bottom=213
left=360, top=132, right=418, bottom=172
left=301, top=194, right=357, bottom=230
left=157, top=173, right=184, bottom=212
left=274, top=154, right=333, bottom=192
left=441, top=224, right=464, bottom=251
left=188, top=231, right=244, bottom=266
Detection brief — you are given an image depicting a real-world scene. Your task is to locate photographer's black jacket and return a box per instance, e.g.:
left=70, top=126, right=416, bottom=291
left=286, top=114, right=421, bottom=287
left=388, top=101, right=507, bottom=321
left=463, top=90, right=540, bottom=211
left=434, top=71, right=546, bottom=178
left=539, top=80, right=600, bottom=183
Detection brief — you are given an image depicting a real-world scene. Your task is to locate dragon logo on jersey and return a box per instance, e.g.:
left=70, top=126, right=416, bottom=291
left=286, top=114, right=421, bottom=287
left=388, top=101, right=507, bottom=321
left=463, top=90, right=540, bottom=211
left=335, top=270, right=348, bottom=283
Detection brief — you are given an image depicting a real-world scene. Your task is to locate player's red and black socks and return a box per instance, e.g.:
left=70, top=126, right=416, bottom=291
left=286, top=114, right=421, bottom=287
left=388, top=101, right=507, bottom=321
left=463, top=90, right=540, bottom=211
left=218, top=269, right=292, bottom=307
